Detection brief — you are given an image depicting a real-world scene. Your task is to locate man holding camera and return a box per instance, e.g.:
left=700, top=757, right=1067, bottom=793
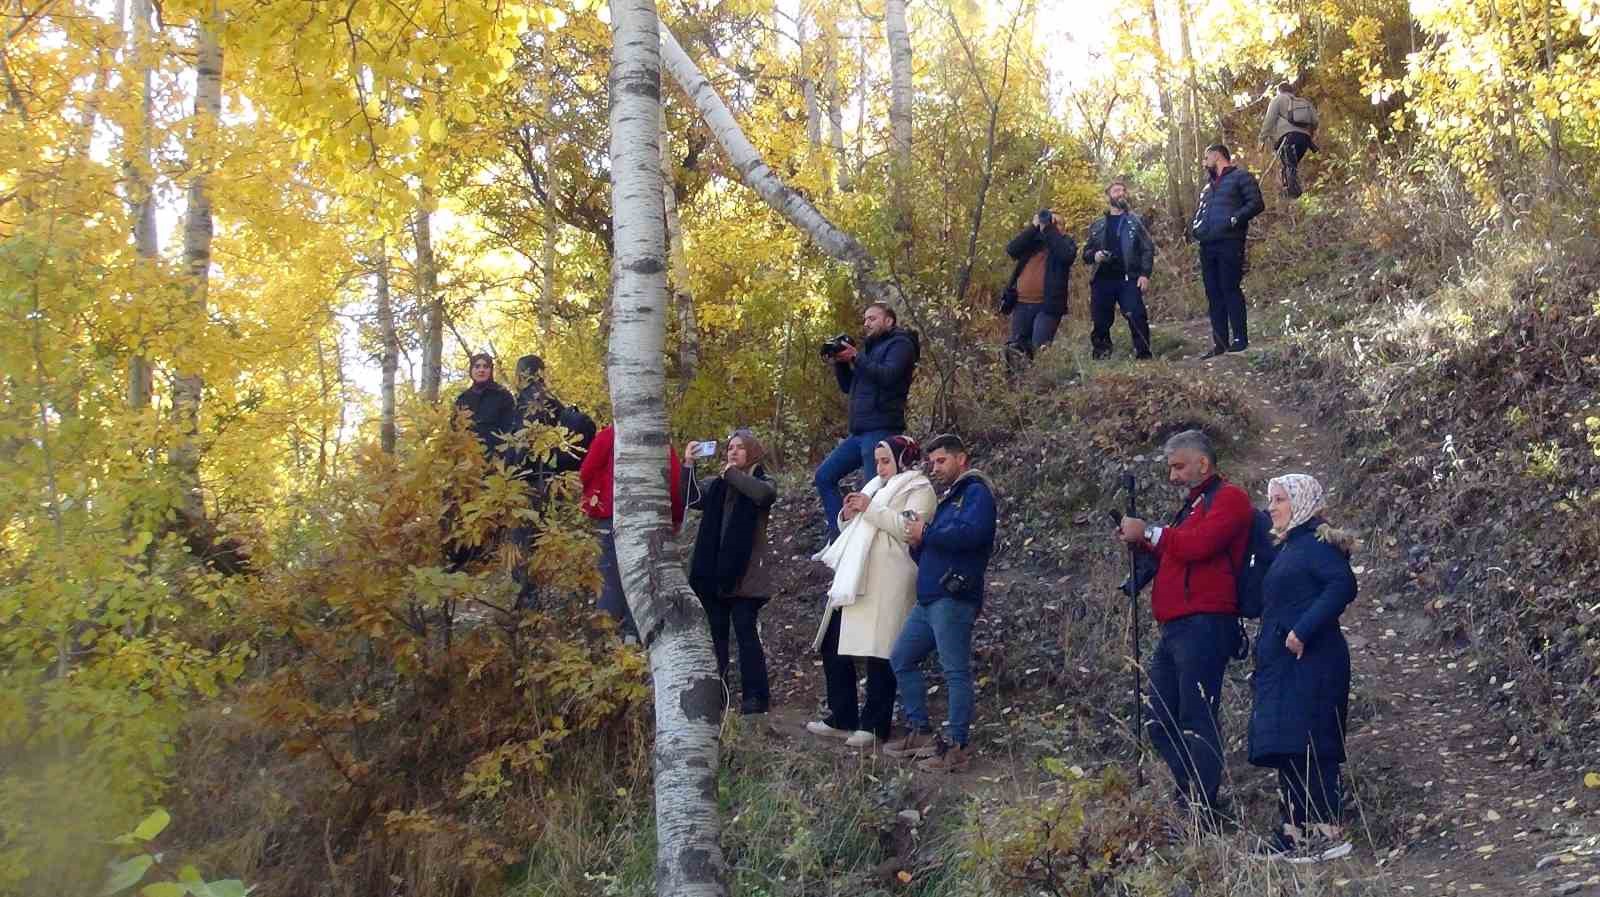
left=1000, top=209, right=1078, bottom=360
left=884, top=434, right=997, bottom=773
left=1082, top=179, right=1155, bottom=360
left=1190, top=144, right=1264, bottom=358
left=1117, top=430, right=1253, bottom=821
left=814, top=301, right=920, bottom=545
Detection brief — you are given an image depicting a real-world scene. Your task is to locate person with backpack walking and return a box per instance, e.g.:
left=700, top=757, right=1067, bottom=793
left=1190, top=144, right=1265, bottom=357
left=1116, top=429, right=1254, bottom=823
left=1250, top=474, right=1356, bottom=863
left=684, top=429, right=779, bottom=716
left=1259, top=83, right=1319, bottom=198
left=1082, top=179, right=1155, bottom=360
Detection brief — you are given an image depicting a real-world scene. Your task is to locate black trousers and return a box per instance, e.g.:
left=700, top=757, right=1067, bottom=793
left=1199, top=240, right=1248, bottom=350
left=819, top=610, right=896, bottom=738
left=1276, top=133, right=1313, bottom=197
left=1146, top=613, right=1239, bottom=814
left=701, top=595, right=770, bottom=705
left=1089, top=278, right=1152, bottom=357
left=1269, top=753, right=1343, bottom=829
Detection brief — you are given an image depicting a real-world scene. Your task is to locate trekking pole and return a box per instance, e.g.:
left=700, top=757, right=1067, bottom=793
left=1122, top=470, right=1144, bottom=788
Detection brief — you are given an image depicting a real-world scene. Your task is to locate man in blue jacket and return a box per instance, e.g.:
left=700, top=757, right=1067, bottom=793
left=1082, top=179, right=1155, bottom=360
left=813, top=302, right=920, bottom=544
left=1189, top=144, right=1264, bottom=357
left=883, top=434, right=998, bottom=773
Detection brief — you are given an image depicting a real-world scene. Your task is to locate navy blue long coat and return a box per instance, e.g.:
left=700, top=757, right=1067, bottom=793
left=1248, top=517, right=1357, bottom=766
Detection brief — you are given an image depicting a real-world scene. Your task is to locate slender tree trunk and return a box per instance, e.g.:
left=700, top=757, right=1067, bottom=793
left=541, top=39, right=558, bottom=333
left=607, top=1, right=729, bottom=893
left=824, top=20, right=849, bottom=192
left=1176, top=0, right=1202, bottom=201
left=854, top=21, right=867, bottom=181
left=885, top=0, right=913, bottom=233
left=800, top=17, right=821, bottom=147
left=661, top=25, right=895, bottom=306
left=1542, top=0, right=1562, bottom=187
left=415, top=197, right=444, bottom=403
left=374, top=244, right=399, bottom=454
left=659, top=104, right=700, bottom=390
left=172, top=11, right=221, bottom=524
left=127, top=0, right=157, bottom=410
left=1143, top=0, right=1187, bottom=233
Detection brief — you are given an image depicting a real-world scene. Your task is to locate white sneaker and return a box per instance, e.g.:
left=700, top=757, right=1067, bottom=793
left=845, top=730, right=879, bottom=748
left=805, top=720, right=851, bottom=739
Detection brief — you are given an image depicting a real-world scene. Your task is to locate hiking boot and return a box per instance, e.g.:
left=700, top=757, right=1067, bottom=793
left=1134, top=351, right=1154, bottom=360
left=1286, top=829, right=1353, bottom=864
left=916, top=741, right=971, bottom=773
left=1227, top=341, right=1249, bottom=353
left=1201, top=346, right=1227, bottom=360
left=844, top=729, right=879, bottom=748
left=805, top=719, right=852, bottom=740
left=882, top=729, right=940, bottom=760
left=1091, top=348, right=1112, bottom=360
left=739, top=697, right=770, bottom=716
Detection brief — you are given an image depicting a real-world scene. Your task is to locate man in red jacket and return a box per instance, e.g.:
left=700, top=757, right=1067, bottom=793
left=1118, top=429, right=1251, bottom=822
left=579, top=425, right=684, bottom=643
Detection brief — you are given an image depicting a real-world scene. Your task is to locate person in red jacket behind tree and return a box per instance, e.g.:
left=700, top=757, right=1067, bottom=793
left=579, top=425, right=684, bottom=643
left=1117, top=429, right=1253, bottom=823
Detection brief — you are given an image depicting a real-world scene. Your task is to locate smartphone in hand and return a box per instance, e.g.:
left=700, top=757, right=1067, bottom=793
left=690, top=440, right=718, bottom=459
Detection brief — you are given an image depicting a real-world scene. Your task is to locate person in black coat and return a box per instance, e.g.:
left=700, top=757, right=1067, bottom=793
left=1249, top=473, right=1357, bottom=863
left=453, top=353, right=518, bottom=460
left=1190, top=144, right=1265, bottom=357
left=1001, top=211, right=1078, bottom=360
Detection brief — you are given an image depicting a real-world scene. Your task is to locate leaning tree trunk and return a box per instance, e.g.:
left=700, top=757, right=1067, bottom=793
left=607, top=1, right=730, bottom=894
left=659, top=103, right=700, bottom=390
left=171, top=11, right=221, bottom=525
left=374, top=243, right=399, bottom=454
left=127, top=0, right=158, bottom=410
left=884, top=0, right=913, bottom=233
left=415, top=196, right=444, bottom=403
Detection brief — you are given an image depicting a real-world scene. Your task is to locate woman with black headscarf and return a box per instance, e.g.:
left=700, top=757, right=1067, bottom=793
left=684, top=429, right=779, bottom=715
left=807, top=435, right=936, bottom=748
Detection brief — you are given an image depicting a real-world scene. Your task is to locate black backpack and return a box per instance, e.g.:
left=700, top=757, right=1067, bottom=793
left=1232, top=508, right=1279, bottom=618
left=552, top=404, right=598, bottom=473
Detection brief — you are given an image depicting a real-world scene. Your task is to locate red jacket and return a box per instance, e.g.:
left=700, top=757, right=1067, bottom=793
left=1147, top=475, right=1252, bottom=624
left=578, top=426, right=685, bottom=529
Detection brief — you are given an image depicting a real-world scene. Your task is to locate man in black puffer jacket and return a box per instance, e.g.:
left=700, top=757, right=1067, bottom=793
left=1001, top=211, right=1078, bottom=360
left=1189, top=144, right=1264, bottom=357
left=813, top=302, right=920, bottom=544
left=1082, top=179, right=1155, bottom=360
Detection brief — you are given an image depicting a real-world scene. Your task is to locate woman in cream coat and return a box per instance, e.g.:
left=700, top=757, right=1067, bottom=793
left=806, top=436, right=937, bottom=748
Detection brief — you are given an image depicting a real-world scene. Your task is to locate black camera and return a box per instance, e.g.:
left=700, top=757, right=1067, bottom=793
left=1037, top=208, right=1053, bottom=226
left=819, top=333, right=857, bottom=359
left=940, top=569, right=973, bottom=596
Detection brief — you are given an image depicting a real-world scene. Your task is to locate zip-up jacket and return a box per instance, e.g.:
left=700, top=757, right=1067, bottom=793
left=1082, top=211, right=1155, bottom=281
left=1003, top=224, right=1078, bottom=316
left=1190, top=166, right=1265, bottom=245
left=912, top=470, right=998, bottom=606
left=833, top=326, right=920, bottom=435
left=1144, top=474, right=1252, bottom=624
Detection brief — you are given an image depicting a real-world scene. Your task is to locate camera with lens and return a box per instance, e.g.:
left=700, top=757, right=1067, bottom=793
left=818, top=333, right=857, bottom=359
left=939, top=569, right=973, bottom=596
left=1037, top=208, right=1054, bottom=227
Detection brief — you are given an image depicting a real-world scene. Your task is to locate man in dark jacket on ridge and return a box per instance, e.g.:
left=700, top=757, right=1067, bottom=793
left=884, top=434, right=997, bottom=774
left=1190, top=144, right=1264, bottom=357
left=1082, top=179, right=1155, bottom=360
left=813, top=301, right=919, bottom=543
left=1002, top=210, right=1078, bottom=360
left=1117, top=429, right=1253, bottom=821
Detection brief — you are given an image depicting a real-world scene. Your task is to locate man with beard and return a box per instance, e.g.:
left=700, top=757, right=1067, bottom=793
left=1082, top=179, right=1155, bottom=360
left=1190, top=145, right=1264, bottom=357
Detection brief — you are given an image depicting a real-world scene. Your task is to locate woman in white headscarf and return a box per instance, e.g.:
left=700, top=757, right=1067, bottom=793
left=1249, top=473, right=1358, bottom=863
left=805, top=436, right=936, bottom=748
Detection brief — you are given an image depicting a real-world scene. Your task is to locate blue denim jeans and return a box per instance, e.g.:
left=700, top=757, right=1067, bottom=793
left=890, top=597, right=979, bottom=746
left=1145, top=612, right=1240, bottom=813
left=813, top=429, right=893, bottom=541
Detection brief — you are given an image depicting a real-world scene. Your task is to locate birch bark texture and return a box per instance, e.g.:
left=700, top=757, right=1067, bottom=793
left=127, top=0, right=158, bottom=410
left=885, top=0, right=913, bottom=227
left=658, top=104, right=700, bottom=388
left=659, top=25, right=897, bottom=308
left=415, top=198, right=444, bottom=403
left=172, top=12, right=222, bottom=522
left=607, top=1, right=730, bottom=894
left=373, top=244, right=399, bottom=454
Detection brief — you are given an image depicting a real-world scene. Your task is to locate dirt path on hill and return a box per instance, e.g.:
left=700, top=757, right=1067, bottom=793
left=1169, top=320, right=1599, bottom=896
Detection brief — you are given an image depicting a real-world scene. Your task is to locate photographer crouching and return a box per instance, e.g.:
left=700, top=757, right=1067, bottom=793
left=814, top=302, right=920, bottom=547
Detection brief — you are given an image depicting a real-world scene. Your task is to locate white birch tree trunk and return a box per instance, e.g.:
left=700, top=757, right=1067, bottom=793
left=608, top=1, right=729, bottom=893
left=824, top=19, right=849, bottom=192
left=541, top=39, right=558, bottom=334
left=659, top=25, right=898, bottom=307
left=415, top=197, right=444, bottom=403
left=884, top=0, right=913, bottom=230
left=374, top=243, right=399, bottom=454
left=799, top=18, right=821, bottom=147
left=172, top=11, right=221, bottom=523
left=127, top=0, right=157, bottom=410
left=659, top=104, right=700, bottom=389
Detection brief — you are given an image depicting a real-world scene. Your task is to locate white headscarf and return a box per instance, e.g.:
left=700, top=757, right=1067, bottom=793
left=1268, top=473, right=1325, bottom=539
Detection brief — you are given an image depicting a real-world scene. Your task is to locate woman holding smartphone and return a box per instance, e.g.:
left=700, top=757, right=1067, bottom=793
left=683, top=429, right=779, bottom=715
left=808, top=436, right=936, bottom=747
